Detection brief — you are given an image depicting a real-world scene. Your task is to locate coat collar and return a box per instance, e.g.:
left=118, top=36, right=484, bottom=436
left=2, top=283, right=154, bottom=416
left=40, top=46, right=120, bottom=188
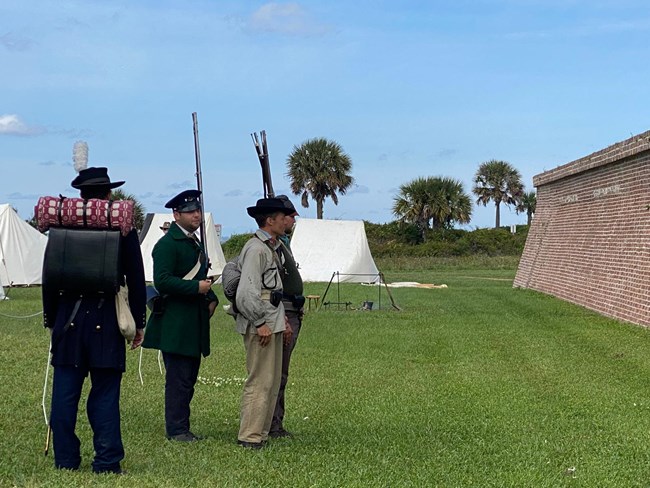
left=169, top=221, right=197, bottom=241
left=254, top=229, right=280, bottom=249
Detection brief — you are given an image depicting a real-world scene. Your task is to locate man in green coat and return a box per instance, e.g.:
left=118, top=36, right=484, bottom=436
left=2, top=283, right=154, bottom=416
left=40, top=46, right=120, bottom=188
left=142, top=189, right=218, bottom=442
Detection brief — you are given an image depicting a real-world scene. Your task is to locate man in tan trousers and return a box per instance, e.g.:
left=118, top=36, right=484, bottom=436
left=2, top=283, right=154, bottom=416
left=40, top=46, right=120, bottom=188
left=235, top=198, right=294, bottom=449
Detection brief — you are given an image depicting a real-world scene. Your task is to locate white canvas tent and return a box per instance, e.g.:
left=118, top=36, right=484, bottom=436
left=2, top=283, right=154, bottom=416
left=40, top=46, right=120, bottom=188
left=289, top=218, right=380, bottom=283
left=0, top=204, right=48, bottom=286
left=139, top=212, right=226, bottom=282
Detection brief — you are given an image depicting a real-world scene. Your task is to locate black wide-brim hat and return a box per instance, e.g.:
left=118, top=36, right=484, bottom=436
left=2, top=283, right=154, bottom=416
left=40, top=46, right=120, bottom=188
left=247, top=197, right=296, bottom=218
left=71, top=167, right=125, bottom=189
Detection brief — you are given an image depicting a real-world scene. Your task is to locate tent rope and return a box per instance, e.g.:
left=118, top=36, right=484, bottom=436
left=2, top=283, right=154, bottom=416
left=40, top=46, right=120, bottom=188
left=0, top=310, right=43, bottom=319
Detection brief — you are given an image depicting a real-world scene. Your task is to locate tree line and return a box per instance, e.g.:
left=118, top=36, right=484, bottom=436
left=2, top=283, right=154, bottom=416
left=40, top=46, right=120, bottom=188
left=285, top=139, right=536, bottom=235
left=26, top=137, right=536, bottom=236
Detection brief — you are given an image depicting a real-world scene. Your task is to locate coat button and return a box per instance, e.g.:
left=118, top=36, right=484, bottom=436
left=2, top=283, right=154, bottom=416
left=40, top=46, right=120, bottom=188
left=96, top=325, right=101, bottom=330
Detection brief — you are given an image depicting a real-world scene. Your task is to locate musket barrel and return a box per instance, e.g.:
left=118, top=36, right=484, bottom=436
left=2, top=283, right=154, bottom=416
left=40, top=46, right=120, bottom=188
left=251, top=130, right=275, bottom=198
left=262, top=131, right=274, bottom=197
left=192, top=112, right=208, bottom=264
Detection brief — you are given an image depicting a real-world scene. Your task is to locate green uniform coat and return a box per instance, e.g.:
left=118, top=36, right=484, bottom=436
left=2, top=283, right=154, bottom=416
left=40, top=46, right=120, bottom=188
left=142, top=222, right=217, bottom=358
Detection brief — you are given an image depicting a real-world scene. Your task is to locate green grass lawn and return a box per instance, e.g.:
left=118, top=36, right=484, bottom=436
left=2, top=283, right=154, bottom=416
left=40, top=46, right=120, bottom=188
left=2, top=265, right=650, bottom=487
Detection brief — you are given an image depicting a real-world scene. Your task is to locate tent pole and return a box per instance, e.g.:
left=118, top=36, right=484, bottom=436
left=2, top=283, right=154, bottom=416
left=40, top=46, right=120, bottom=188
left=319, top=272, right=336, bottom=311
left=337, top=272, right=340, bottom=310
left=0, top=230, right=9, bottom=289
left=379, top=272, right=401, bottom=311
left=378, top=273, right=381, bottom=310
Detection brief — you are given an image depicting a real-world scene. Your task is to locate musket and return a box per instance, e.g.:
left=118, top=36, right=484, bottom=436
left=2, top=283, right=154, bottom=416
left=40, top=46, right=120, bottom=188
left=191, top=112, right=209, bottom=266
left=251, top=130, right=275, bottom=198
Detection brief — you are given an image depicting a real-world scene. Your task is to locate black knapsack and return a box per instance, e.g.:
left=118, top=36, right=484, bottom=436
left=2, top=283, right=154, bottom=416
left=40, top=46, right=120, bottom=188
left=43, top=228, right=123, bottom=296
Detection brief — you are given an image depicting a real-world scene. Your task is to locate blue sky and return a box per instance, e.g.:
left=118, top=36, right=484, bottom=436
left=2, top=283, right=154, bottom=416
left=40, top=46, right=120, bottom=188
left=2, top=0, right=649, bottom=238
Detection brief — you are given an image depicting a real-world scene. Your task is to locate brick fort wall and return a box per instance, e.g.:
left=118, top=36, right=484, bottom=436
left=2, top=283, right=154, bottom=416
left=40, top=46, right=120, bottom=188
left=514, top=131, right=650, bottom=327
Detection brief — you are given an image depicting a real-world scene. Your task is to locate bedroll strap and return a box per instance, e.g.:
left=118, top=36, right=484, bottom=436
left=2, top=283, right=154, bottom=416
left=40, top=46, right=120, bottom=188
left=82, top=200, right=88, bottom=228
left=107, top=200, right=113, bottom=230
left=57, top=196, right=65, bottom=227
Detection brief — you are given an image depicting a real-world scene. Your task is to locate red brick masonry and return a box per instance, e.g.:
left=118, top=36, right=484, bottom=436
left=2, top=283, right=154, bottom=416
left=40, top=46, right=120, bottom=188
left=514, top=131, right=650, bottom=327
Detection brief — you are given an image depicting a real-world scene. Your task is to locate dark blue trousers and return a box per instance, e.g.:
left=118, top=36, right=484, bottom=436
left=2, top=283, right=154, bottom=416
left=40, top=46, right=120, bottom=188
left=271, top=310, right=302, bottom=432
left=162, top=352, right=201, bottom=437
left=50, top=366, right=123, bottom=473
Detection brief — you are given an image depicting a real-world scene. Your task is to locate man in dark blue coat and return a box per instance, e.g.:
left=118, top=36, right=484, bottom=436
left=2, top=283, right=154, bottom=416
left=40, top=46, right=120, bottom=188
left=42, top=167, right=146, bottom=475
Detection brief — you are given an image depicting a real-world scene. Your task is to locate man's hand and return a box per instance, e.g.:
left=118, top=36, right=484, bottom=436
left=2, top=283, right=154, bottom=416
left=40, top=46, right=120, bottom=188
left=198, top=279, right=212, bottom=295
left=208, top=300, right=217, bottom=318
left=283, top=317, right=293, bottom=346
left=257, top=324, right=272, bottom=347
left=131, top=328, right=145, bottom=350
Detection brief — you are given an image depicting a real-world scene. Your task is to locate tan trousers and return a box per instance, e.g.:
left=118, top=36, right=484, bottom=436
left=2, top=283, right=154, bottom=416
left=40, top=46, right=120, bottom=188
left=238, top=329, right=283, bottom=443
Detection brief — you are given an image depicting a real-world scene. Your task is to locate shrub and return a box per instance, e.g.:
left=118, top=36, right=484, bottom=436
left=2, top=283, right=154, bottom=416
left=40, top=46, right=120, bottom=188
left=221, top=222, right=529, bottom=261
left=364, top=220, right=421, bottom=245
left=367, top=222, right=528, bottom=258
left=221, top=232, right=253, bottom=260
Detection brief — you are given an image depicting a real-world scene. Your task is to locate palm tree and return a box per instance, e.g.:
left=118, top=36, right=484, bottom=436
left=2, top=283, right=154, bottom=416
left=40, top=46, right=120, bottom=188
left=286, top=138, right=353, bottom=219
left=516, top=190, right=536, bottom=226
left=112, top=188, right=146, bottom=231
left=393, top=176, right=472, bottom=239
left=393, top=177, right=432, bottom=233
left=472, top=160, right=524, bottom=228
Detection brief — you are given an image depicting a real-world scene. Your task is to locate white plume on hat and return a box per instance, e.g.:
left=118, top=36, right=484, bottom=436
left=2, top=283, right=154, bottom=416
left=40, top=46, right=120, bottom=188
left=73, top=141, right=88, bottom=173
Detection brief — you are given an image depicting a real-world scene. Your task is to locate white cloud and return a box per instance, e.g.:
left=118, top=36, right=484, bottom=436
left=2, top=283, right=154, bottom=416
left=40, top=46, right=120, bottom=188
left=249, top=3, right=331, bottom=36
left=7, top=192, right=40, bottom=200
left=349, top=184, right=370, bottom=194
left=0, top=32, right=33, bottom=51
left=435, top=149, right=459, bottom=159
left=167, top=180, right=193, bottom=190
left=0, top=114, right=46, bottom=136
left=505, top=18, right=650, bottom=40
